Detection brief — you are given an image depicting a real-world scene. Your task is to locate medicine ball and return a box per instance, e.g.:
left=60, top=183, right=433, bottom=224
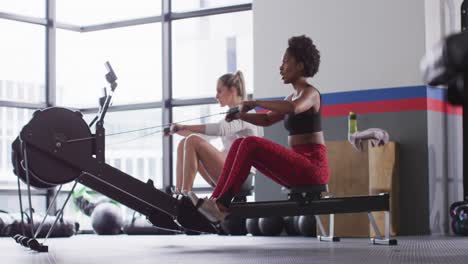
left=258, top=217, right=284, bottom=236
left=283, top=216, right=300, bottom=236
left=297, top=215, right=317, bottom=237
left=91, top=203, right=123, bottom=235
left=245, top=218, right=262, bottom=236
left=221, top=216, right=247, bottom=236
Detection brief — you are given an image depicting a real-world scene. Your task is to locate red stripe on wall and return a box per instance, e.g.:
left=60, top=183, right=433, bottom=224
left=322, top=98, right=428, bottom=117
left=254, top=98, right=462, bottom=116
left=426, top=98, right=463, bottom=116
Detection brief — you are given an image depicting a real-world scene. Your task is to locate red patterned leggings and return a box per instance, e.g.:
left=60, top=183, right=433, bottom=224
left=212, top=136, right=330, bottom=207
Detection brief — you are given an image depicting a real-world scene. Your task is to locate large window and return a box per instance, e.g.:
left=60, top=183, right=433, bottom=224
left=0, top=20, right=45, bottom=103
left=172, top=104, right=226, bottom=188
left=56, top=24, right=162, bottom=107
left=0, top=1, right=45, bottom=18
left=1, top=1, right=252, bottom=211
left=0, top=107, right=34, bottom=187
left=56, top=0, right=161, bottom=25
left=172, top=11, right=253, bottom=99
left=172, top=0, right=250, bottom=12
left=84, top=109, right=163, bottom=188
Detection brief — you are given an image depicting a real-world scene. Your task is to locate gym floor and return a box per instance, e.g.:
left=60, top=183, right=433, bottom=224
left=1, top=235, right=467, bottom=264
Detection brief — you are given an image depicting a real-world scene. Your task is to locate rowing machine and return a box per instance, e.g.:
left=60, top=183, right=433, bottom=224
left=12, top=62, right=397, bottom=252
left=11, top=62, right=218, bottom=252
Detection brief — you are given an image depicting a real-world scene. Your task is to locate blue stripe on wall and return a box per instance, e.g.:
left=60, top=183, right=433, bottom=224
left=322, top=86, right=426, bottom=104
left=426, top=86, right=447, bottom=101
left=258, top=85, right=449, bottom=105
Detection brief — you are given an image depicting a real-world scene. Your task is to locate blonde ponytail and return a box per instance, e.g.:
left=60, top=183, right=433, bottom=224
left=233, top=70, right=246, bottom=101
left=218, top=70, right=247, bottom=101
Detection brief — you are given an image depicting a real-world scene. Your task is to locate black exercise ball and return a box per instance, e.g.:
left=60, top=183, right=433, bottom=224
left=297, top=215, right=317, bottom=237
left=258, top=217, right=284, bottom=236
left=245, top=218, right=262, bottom=236
left=283, top=216, right=300, bottom=236
left=91, top=203, right=123, bottom=235
left=221, top=217, right=247, bottom=236
left=52, top=218, right=77, bottom=237
left=1, top=212, right=20, bottom=236
left=34, top=217, right=53, bottom=238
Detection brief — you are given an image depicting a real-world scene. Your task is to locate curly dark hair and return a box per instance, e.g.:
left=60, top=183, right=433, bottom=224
left=287, top=35, right=320, bottom=78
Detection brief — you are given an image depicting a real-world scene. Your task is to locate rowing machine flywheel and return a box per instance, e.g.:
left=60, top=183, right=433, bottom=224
left=14, top=107, right=93, bottom=187
left=11, top=137, right=55, bottom=189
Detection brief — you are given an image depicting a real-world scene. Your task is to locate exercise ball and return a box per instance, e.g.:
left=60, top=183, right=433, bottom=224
left=91, top=203, right=123, bottom=235
left=258, top=217, right=283, bottom=236
left=297, top=215, right=317, bottom=237
left=221, top=217, right=247, bottom=235
left=283, top=216, right=300, bottom=236
left=245, top=218, right=262, bottom=236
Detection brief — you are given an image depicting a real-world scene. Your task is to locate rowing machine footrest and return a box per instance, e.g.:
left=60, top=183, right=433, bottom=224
left=371, top=238, right=398, bottom=246
left=317, top=235, right=341, bottom=242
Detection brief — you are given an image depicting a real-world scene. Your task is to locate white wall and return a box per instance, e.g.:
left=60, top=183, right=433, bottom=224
left=425, top=0, right=463, bottom=50
left=253, top=0, right=426, bottom=98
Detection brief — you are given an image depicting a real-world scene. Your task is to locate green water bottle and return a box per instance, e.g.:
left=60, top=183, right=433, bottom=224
left=348, top=111, right=357, bottom=140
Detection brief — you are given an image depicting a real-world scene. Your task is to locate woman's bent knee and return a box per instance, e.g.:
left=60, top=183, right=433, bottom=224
left=185, top=134, right=206, bottom=149
left=177, top=138, right=186, bottom=152
left=242, top=136, right=262, bottom=147
left=232, top=137, right=244, bottom=145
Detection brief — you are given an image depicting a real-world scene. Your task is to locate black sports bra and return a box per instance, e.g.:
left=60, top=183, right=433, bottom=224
left=283, top=94, right=322, bottom=135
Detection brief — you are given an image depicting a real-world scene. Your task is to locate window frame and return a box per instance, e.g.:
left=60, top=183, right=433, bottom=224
left=0, top=0, right=252, bottom=196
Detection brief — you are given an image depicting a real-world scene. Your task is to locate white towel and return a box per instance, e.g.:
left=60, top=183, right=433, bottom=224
left=349, top=128, right=390, bottom=151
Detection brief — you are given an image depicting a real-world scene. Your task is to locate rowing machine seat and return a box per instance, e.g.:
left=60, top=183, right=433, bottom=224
left=282, top=184, right=328, bottom=201
left=285, top=185, right=328, bottom=194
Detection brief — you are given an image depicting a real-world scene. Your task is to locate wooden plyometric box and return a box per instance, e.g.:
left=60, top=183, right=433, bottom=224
left=318, top=140, right=399, bottom=237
